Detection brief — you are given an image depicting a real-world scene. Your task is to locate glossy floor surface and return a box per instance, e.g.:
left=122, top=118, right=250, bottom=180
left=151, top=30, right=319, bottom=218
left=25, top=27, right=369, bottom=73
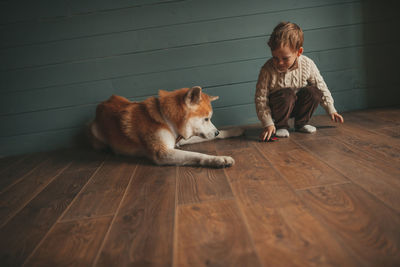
left=0, top=107, right=399, bottom=266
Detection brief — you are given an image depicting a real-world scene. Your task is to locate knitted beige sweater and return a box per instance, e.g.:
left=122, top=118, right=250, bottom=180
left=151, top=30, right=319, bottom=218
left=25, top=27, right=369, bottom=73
left=255, top=55, right=337, bottom=127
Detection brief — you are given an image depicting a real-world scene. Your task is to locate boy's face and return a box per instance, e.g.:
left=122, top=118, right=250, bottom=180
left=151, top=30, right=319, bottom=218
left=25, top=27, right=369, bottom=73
left=271, top=46, right=303, bottom=72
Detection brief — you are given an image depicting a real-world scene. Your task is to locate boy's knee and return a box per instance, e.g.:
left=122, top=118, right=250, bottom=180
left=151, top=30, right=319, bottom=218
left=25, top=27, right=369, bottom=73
left=300, top=86, right=322, bottom=103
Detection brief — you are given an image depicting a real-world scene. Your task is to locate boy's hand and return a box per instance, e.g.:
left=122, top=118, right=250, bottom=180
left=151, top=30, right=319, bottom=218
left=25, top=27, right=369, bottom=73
left=260, top=125, right=276, bottom=141
left=330, top=112, right=344, bottom=123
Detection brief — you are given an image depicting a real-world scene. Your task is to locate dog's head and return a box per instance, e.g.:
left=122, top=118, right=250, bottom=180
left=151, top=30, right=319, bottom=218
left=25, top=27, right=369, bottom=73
left=159, top=86, right=219, bottom=140
left=183, top=86, right=219, bottom=139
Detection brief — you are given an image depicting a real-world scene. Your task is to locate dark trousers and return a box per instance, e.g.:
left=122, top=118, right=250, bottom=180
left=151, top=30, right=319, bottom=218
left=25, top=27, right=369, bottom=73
left=269, top=86, right=323, bottom=129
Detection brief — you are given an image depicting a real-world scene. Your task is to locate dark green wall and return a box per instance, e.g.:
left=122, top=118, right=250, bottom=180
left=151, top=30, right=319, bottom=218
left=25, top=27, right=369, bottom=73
left=0, top=0, right=397, bottom=156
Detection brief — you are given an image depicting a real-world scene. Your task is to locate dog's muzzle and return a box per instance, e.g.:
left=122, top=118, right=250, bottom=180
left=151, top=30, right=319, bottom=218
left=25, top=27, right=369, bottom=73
left=215, top=130, right=219, bottom=137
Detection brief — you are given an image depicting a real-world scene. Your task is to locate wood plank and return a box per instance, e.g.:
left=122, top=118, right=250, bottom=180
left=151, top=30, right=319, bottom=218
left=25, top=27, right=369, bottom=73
left=0, top=61, right=367, bottom=116
left=177, top=166, right=233, bottom=205
left=61, top=156, right=138, bottom=221
left=0, top=80, right=113, bottom=116
left=176, top=199, right=261, bottom=267
left=1, top=104, right=95, bottom=137
left=94, top=164, right=176, bottom=266
left=69, top=0, right=172, bottom=14
left=0, top=153, right=26, bottom=171
left=0, top=152, right=49, bottom=193
left=68, top=0, right=358, bottom=19
left=373, top=126, right=400, bottom=139
left=0, top=150, right=105, bottom=266
left=296, top=137, right=400, bottom=213
left=310, top=114, right=400, bottom=166
left=0, top=39, right=378, bottom=93
left=345, top=107, right=400, bottom=126
left=219, top=146, right=360, bottom=266
left=0, top=151, right=72, bottom=227
left=2, top=17, right=382, bottom=72
left=0, top=127, right=82, bottom=157
left=1, top=38, right=264, bottom=92
left=278, top=106, right=400, bottom=143
left=338, top=124, right=400, bottom=159
left=179, top=138, right=218, bottom=154
left=298, top=183, right=400, bottom=266
left=214, top=135, right=251, bottom=151
left=300, top=114, right=400, bottom=165
left=178, top=141, right=233, bottom=205
left=332, top=89, right=369, bottom=113
left=0, top=59, right=261, bottom=114
left=254, top=140, right=349, bottom=190
left=1, top=1, right=366, bottom=48
left=0, top=1, right=67, bottom=25
left=341, top=110, right=399, bottom=129
left=24, top=216, right=112, bottom=267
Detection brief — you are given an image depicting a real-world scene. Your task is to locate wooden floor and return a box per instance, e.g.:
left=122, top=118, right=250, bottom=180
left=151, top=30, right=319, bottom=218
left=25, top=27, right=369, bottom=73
left=1, top=107, right=399, bottom=267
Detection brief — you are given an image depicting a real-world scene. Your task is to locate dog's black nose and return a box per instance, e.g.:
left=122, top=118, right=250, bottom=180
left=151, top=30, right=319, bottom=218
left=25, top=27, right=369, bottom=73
left=215, top=130, right=219, bottom=137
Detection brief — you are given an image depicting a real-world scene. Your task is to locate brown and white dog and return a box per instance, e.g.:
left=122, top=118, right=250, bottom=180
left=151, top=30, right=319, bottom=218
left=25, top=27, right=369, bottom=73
left=88, top=86, right=243, bottom=167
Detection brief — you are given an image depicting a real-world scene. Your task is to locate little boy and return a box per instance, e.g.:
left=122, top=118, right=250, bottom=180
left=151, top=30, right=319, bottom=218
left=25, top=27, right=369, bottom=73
left=255, top=22, right=344, bottom=141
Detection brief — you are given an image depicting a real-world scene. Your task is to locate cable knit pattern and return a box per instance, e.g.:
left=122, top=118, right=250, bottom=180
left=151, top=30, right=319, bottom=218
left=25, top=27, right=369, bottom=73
left=255, top=55, right=337, bottom=127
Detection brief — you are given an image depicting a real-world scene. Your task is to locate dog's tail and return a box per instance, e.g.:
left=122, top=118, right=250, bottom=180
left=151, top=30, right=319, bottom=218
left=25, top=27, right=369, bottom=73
left=87, top=120, right=108, bottom=151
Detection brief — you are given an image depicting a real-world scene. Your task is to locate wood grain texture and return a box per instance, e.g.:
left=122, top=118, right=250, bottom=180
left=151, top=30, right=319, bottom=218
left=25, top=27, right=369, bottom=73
left=214, top=135, right=250, bottom=151
left=254, top=139, right=349, bottom=190
left=298, top=183, right=400, bottom=266
left=61, top=156, right=138, bottom=221
left=177, top=166, right=233, bottom=205
left=2, top=5, right=377, bottom=72
left=220, top=146, right=359, bottom=266
left=0, top=150, right=105, bottom=266
left=178, top=141, right=233, bottom=204
left=0, top=108, right=399, bottom=266
left=25, top=216, right=112, bottom=267
left=0, top=153, right=48, bottom=192
left=0, top=153, right=25, bottom=172
left=345, top=108, right=400, bottom=127
left=337, top=124, right=400, bottom=164
left=309, top=111, right=400, bottom=163
left=1, top=35, right=372, bottom=94
left=1, top=1, right=366, bottom=51
left=95, top=164, right=176, bottom=267
left=290, top=114, right=400, bottom=175
left=341, top=109, right=399, bottom=130
left=0, top=151, right=72, bottom=227
left=176, top=199, right=261, bottom=267
left=297, top=137, right=400, bottom=213
left=373, top=126, right=400, bottom=139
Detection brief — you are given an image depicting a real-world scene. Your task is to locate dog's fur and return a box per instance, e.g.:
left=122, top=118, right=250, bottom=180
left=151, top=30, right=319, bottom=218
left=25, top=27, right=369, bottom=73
left=88, top=86, right=243, bottom=167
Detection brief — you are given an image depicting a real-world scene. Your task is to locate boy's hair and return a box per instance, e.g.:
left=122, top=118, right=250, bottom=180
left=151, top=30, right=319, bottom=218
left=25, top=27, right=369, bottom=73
left=268, top=22, right=304, bottom=51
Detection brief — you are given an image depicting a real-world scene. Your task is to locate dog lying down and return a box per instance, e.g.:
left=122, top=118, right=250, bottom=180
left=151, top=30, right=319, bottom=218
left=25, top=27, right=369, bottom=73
left=89, top=86, right=244, bottom=167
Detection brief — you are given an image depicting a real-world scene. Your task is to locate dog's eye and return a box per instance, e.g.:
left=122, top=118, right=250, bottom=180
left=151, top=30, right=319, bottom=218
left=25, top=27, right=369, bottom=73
left=204, top=118, right=209, bottom=122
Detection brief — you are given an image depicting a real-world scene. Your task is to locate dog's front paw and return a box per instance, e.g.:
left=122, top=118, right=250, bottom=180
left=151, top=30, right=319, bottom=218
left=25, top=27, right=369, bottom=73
left=231, top=127, right=245, bottom=137
left=210, top=156, right=235, bottom=168
left=217, top=127, right=245, bottom=139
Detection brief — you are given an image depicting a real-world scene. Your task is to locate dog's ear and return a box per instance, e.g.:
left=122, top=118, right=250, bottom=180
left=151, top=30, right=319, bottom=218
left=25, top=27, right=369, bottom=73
left=185, top=86, right=202, bottom=106
left=209, top=95, right=219, bottom=102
